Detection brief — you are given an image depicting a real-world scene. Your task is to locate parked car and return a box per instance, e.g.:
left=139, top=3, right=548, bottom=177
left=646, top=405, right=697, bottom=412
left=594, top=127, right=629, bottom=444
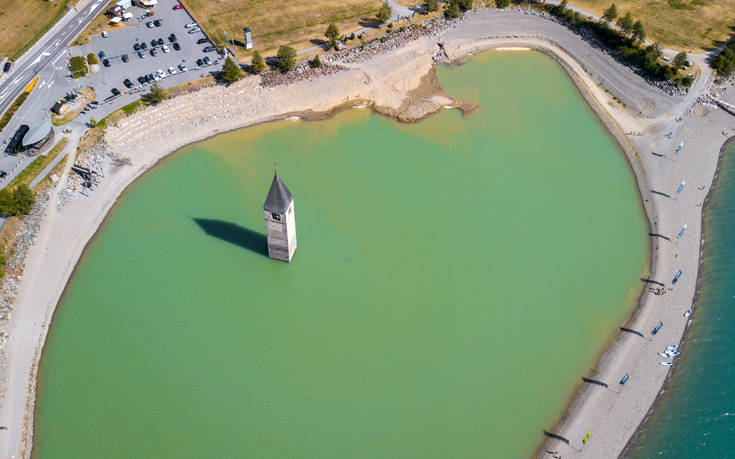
left=98, top=50, right=106, bottom=59
left=196, top=38, right=208, bottom=44
left=137, top=76, right=147, bottom=84
left=203, top=46, right=216, bottom=52
left=162, top=45, right=170, bottom=53
left=157, top=38, right=164, bottom=46
left=173, top=4, right=184, bottom=10
left=156, top=69, right=166, bottom=79
left=141, top=42, right=147, bottom=50
left=111, top=88, right=121, bottom=96
left=203, top=56, right=211, bottom=65
left=153, top=19, right=161, bottom=27
left=146, top=74, right=154, bottom=83
left=0, top=171, right=7, bottom=179
left=4, top=61, right=12, bottom=72
left=196, top=58, right=204, bottom=66
left=101, top=31, right=109, bottom=38
left=172, top=42, right=181, bottom=51
left=188, top=27, right=201, bottom=34
left=138, top=50, right=146, bottom=58
left=102, top=59, right=110, bottom=67
left=169, top=34, right=177, bottom=42
left=178, top=63, right=188, bottom=72
left=151, top=48, right=158, bottom=56
left=185, top=22, right=197, bottom=28
left=150, top=39, right=157, bottom=47
left=146, top=21, right=154, bottom=28
left=168, top=66, right=177, bottom=75
left=121, top=54, right=129, bottom=63
left=133, top=42, right=141, bottom=51
left=123, top=78, right=133, bottom=88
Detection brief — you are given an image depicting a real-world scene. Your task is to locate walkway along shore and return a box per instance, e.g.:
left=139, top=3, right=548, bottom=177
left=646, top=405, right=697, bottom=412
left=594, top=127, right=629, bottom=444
left=0, top=7, right=733, bottom=458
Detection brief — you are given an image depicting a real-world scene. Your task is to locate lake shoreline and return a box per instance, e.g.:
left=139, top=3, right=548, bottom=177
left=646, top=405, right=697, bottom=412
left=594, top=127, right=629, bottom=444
left=0, top=8, right=731, bottom=458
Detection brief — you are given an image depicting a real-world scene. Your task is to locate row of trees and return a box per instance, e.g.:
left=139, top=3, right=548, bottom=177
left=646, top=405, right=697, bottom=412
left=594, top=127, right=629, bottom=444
left=0, top=185, right=35, bottom=217
left=548, top=2, right=681, bottom=82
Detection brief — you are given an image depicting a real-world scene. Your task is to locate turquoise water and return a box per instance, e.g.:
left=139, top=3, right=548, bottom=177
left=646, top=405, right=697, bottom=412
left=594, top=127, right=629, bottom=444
left=35, top=52, right=648, bottom=458
left=628, top=141, right=735, bottom=457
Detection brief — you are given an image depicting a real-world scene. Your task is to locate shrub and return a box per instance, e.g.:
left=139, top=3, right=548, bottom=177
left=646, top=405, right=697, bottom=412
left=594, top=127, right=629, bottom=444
left=311, top=54, right=322, bottom=68
left=142, top=83, right=168, bottom=105
left=496, top=0, right=511, bottom=8
left=69, top=56, right=87, bottom=78
left=376, top=1, right=392, bottom=23
left=86, top=53, right=98, bottom=65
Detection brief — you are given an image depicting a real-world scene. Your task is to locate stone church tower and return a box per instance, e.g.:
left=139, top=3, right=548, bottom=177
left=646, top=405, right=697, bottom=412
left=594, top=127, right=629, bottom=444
left=263, top=173, right=297, bottom=262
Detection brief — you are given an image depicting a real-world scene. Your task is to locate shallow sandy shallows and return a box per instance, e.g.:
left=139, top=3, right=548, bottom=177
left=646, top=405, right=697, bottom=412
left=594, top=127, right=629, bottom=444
left=0, top=8, right=733, bottom=459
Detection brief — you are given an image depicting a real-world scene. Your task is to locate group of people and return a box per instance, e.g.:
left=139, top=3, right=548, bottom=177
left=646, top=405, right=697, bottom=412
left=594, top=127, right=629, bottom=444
left=650, top=287, right=667, bottom=295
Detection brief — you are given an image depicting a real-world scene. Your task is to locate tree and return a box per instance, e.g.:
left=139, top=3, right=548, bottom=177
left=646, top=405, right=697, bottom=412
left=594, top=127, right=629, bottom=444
left=424, top=0, right=438, bottom=12
left=311, top=54, right=322, bottom=68
left=251, top=50, right=265, bottom=73
left=376, top=1, right=392, bottom=23
left=142, top=83, right=168, bottom=105
left=616, top=12, right=633, bottom=33
left=496, top=0, right=510, bottom=8
left=632, top=20, right=645, bottom=42
left=444, top=0, right=461, bottom=18
left=325, top=23, right=339, bottom=45
left=277, top=45, right=296, bottom=72
left=12, top=185, right=34, bottom=215
left=220, top=56, right=243, bottom=83
left=602, top=4, right=618, bottom=22
left=457, top=0, right=473, bottom=10
left=673, top=51, right=688, bottom=69
left=0, top=189, right=13, bottom=217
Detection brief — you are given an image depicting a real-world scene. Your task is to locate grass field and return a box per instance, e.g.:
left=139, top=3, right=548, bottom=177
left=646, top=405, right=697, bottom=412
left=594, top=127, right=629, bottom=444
left=181, top=0, right=383, bottom=60
left=569, top=0, right=735, bottom=51
left=0, top=1, right=76, bottom=60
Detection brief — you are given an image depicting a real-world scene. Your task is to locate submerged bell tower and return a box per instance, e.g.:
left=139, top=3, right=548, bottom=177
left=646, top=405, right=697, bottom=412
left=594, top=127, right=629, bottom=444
left=263, top=172, right=297, bottom=262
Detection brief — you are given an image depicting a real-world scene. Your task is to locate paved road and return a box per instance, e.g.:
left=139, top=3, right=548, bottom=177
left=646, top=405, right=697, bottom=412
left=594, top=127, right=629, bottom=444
left=0, top=0, right=109, bottom=116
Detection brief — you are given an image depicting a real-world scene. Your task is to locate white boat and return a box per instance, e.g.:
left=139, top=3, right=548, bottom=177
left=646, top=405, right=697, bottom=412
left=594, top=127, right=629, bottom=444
left=666, top=351, right=680, bottom=357
left=666, top=345, right=678, bottom=351
left=660, top=361, right=674, bottom=366
left=658, top=352, right=671, bottom=358
left=684, top=309, right=692, bottom=317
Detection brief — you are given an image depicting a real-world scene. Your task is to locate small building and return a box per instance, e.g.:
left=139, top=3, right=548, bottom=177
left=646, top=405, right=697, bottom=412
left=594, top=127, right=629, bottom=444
left=105, top=5, right=123, bottom=17
left=243, top=27, right=253, bottom=50
left=263, top=173, right=297, bottom=262
left=21, top=118, right=54, bottom=156
left=51, top=100, right=69, bottom=115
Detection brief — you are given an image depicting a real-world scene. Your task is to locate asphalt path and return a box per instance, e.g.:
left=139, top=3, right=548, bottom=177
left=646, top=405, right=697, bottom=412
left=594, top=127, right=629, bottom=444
left=0, top=0, right=109, bottom=116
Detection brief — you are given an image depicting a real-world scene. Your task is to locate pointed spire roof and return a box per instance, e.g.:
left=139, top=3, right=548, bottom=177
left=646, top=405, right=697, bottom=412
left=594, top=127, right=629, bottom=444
left=263, top=173, right=294, bottom=214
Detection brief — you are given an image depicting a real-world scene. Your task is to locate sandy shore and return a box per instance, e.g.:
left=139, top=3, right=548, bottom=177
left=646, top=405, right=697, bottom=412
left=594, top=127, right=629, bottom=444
left=0, top=8, right=732, bottom=458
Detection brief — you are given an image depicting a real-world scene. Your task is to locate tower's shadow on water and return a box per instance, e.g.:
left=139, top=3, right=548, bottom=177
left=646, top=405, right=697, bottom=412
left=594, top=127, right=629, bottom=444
left=192, top=218, right=268, bottom=257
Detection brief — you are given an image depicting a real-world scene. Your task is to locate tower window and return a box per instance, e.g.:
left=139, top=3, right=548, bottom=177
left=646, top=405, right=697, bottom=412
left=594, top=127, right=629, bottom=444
left=271, top=213, right=281, bottom=221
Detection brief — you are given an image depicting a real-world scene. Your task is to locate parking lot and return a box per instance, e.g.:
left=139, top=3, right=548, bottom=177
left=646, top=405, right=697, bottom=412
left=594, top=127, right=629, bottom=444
left=74, top=0, right=223, bottom=106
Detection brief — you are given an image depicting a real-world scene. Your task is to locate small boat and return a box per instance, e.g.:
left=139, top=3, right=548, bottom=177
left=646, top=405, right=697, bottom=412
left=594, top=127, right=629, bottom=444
left=658, top=352, right=671, bottom=358
left=660, top=361, right=674, bottom=366
left=673, top=270, right=682, bottom=284
left=666, top=345, right=678, bottom=351
left=675, top=142, right=684, bottom=154
left=651, top=321, right=663, bottom=335
left=684, top=309, right=692, bottom=317
left=620, top=373, right=630, bottom=385
left=677, top=225, right=687, bottom=239
left=666, top=351, right=680, bottom=357
left=675, top=180, right=685, bottom=195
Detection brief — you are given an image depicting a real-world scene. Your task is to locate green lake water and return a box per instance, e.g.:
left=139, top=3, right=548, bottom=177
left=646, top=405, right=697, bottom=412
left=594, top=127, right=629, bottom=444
left=35, top=52, right=648, bottom=458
